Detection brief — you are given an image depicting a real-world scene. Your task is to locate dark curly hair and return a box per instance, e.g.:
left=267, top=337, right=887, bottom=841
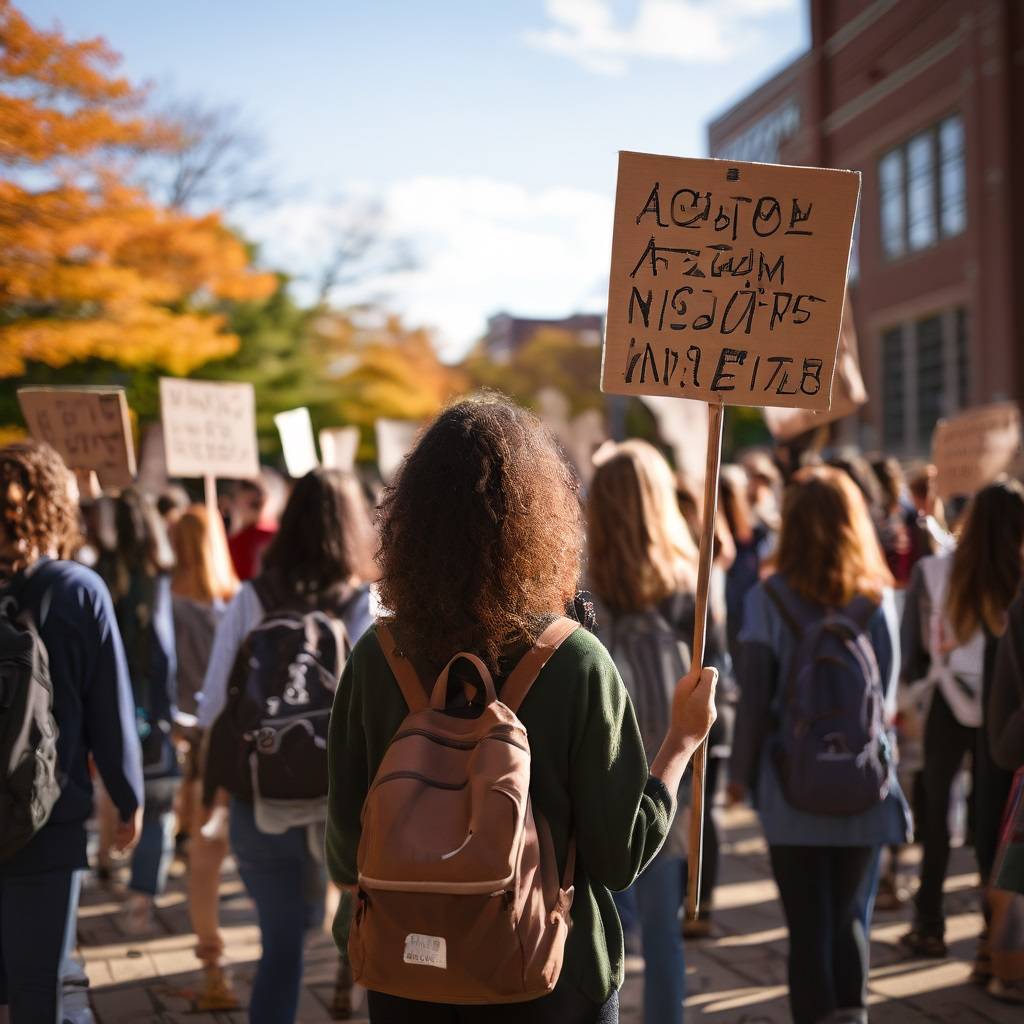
left=0, top=441, right=80, bottom=575
left=376, top=396, right=584, bottom=674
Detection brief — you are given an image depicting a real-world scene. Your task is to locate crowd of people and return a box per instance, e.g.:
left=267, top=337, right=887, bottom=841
left=0, top=393, right=1023, bottom=1024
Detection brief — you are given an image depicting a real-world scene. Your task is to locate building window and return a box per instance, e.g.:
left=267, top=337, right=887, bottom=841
left=939, top=117, right=966, bottom=237
left=881, top=327, right=904, bottom=449
left=906, top=132, right=937, bottom=250
left=955, top=307, right=969, bottom=409
left=879, top=151, right=905, bottom=259
left=916, top=315, right=944, bottom=442
left=878, top=114, right=965, bottom=259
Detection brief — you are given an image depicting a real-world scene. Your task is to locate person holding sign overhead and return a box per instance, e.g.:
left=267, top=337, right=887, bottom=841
left=326, top=398, right=718, bottom=1023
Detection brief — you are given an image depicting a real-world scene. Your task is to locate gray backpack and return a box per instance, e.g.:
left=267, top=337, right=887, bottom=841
left=0, top=566, right=61, bottom=860
left=606, top=608, right=690, bottom=764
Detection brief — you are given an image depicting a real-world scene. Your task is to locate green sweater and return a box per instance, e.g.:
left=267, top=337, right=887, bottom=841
left=325, top=623, right=675, bottom=1006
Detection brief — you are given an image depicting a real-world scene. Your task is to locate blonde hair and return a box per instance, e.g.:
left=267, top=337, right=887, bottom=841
left=588, top=439, right=698, bottom=613
left=171, top=504, right=238, bottom=604
left=777, top=466, right=892, bottom=607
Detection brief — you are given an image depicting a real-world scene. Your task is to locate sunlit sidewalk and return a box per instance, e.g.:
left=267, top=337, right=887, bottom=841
left=75, top=805, right=1016, bottom=1022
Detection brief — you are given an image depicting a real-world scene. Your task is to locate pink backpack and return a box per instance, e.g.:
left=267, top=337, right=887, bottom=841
left=349, top=617, right=579, bottom=1004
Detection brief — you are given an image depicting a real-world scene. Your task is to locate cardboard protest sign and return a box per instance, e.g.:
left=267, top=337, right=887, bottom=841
left=159, top=378, right=259, bottom=480
left=273, top=407, right=319, bottom=479
left=375, top=419, right=420, bottom=484
left=763, top=296, right=866, bottom=441
left=18, top=387, right=136, bottom=488
left=601, top=152, right=860, bottom=411
left=319, top=426, right=360, bottom=472
left=932, top=402, right=1021, bottom=500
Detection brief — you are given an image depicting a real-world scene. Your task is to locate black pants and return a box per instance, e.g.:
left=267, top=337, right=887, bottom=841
left=367, top=984, right=617, bottom=1023
left=915, top=689, right=976, bottom=933
left=769, top=844, right=872, bottom=1024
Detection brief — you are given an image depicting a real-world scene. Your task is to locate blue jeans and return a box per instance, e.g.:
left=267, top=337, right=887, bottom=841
left=0, top=867, right=77, bottom=1021
left=616, top=854, right=685, bottom=1024
left=857, top=845, right=883, bottom=933
left=229, top=800, right=326, bottom=1024
left=130, top=778, right=180, bottom=896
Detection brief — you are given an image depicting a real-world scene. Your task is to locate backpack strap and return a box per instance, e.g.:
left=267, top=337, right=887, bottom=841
left=763, top=579, right=805, bottom=638
left=500, top=616, right=580, bottom=714
left=376, top=621, right=428, bottom=713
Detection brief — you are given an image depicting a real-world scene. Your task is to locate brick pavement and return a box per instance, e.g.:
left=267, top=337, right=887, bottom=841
left=75, top=806, right=1018, bottom=1022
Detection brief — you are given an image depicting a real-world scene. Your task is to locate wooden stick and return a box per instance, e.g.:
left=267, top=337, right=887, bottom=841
left=686, top=400, right=725, bottom=921
left=204, top=473, right=218, bottom=524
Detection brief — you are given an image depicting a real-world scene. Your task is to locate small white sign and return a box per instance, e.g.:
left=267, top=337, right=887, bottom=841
left=403, top=933, right=447, bottom=970
left=274, top=406, right=320, bottom=479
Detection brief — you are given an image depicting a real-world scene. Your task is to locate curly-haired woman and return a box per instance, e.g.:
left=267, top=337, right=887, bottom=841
left=326, top=397, right=717, bottom=1024
left=0, top=441, right=143, bottom=1021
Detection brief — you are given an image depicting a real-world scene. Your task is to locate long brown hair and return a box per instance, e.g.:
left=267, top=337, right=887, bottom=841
left=588, top=440, right=698, bottom=614
left=946, top=480, right=1024, bottom=641
left=171, top=504, right=239, bottom=604
left=777, top=466, right=893, bottom=607
left=376, top=396, right=583, bottom=674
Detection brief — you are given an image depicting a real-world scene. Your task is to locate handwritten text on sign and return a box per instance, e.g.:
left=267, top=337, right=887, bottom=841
left=18, top=387, right=136, bottom=488
left=601, top=152, right=860, bottom=410
left=159, top=378, right=260, bottom=480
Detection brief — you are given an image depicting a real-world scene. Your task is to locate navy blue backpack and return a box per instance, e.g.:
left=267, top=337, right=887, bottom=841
left=766, top=580, right=890, bottom=816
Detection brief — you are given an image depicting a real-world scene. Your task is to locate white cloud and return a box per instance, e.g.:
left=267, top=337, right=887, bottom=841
left=524, top=0, right=796, bottom=76
left=250, top=177, right=614, bottom=360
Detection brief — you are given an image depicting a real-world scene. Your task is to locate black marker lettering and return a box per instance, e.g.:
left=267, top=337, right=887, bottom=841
left=711, top=348, right=747, bottom=391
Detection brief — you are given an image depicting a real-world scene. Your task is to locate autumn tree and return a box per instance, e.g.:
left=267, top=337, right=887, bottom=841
left=0, top=1, right=274, bottom=379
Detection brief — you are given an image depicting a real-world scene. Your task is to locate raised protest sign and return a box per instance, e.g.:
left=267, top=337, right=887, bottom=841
left=601, top=150, right=860, bottom=923
left=763, top=297, right=866, bottom=442
left=18, top=387, right=136, bottom=488
left=319, top=426, right=360, bottom=472
left=159, top=378, right=259, bottom=481
left=601, top=152, right=860, bottom=411
left=932, top=402, right=1021, bottom=500
left=274, top=406, right=319, bottom=479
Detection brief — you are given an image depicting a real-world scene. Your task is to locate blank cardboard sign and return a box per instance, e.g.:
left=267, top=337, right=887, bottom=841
left=932, top=402, right=1021, bottom=500
left=18, top=387, right=136, bottom=488
left=320, top=427, right=360, bottom=472
left=160, top=378, right=259, bottom=480
left=274, top=406, right=319, bottom=479
left=601, top=152, right=860, bottom=411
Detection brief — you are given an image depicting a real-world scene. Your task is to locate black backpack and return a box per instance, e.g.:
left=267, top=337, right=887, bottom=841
left=205, top=577, right=355, bottom=804
left=0, top=568, right=61, bottom=861
left=766, top=580, right=890, bottom=816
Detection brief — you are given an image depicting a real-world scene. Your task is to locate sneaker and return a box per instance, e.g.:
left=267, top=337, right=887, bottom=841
left=899, top=927, right=947, bottom=958
left=196, top=965, right=240, bottom=1012
left=331, top=959, right=353, bottom=1020
left=987, top=977, right=1024, bottom=1004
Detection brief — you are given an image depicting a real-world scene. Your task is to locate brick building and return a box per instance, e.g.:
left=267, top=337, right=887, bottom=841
left=483, top=312, right=603, bottom=364
left=708, top=0, right=1024, bottom=454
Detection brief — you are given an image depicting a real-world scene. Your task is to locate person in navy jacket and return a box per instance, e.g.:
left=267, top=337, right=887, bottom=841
left=0, top=441, right=143, bottom=1022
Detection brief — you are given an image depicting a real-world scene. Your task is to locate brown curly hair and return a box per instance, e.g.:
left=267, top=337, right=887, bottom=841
left=376, top=396, right=584, bottom=675
left=0, top=441, right=80, bottom=575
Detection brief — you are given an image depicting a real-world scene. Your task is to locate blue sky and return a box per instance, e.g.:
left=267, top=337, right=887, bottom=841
left=23, top=0, right=808, bottom=356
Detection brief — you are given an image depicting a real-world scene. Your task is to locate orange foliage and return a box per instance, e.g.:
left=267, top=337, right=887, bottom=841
left=0, top=1, right=274, bottom=377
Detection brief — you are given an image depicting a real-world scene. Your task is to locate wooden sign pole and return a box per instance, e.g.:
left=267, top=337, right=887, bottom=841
left=686, top=399, right=725, bottom=922
left=204, top=473, right=218, bottom=524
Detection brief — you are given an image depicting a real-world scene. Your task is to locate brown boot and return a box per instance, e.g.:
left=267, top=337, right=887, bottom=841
left=196, top=965, right=240, bottom=1011
left=331, top=958, right=353, bottom=1020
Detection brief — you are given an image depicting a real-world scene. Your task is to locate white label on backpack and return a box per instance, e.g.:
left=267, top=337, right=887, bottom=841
left=403, top=933, right=447, bottom=969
